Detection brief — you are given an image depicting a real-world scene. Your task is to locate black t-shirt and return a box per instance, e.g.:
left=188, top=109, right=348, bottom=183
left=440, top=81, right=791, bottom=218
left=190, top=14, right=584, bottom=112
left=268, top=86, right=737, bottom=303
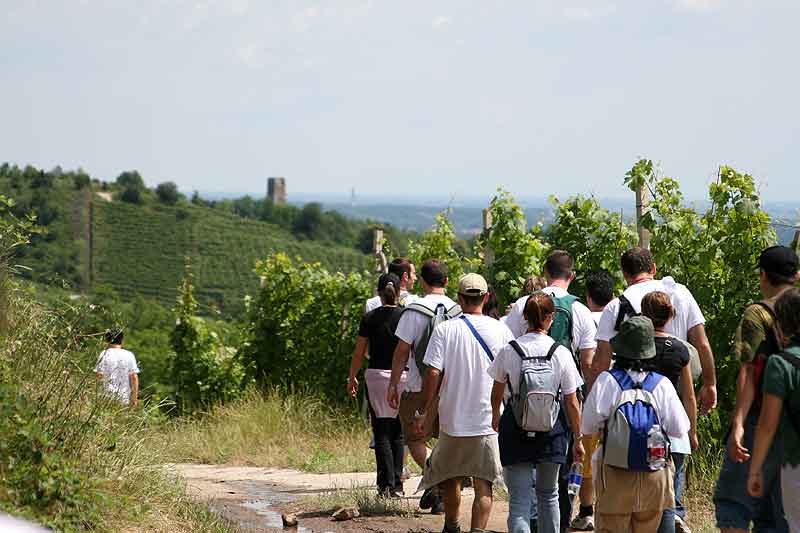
left=653, top=336, right=691, bottom=389
left=358, top=306, right=404, bottom=370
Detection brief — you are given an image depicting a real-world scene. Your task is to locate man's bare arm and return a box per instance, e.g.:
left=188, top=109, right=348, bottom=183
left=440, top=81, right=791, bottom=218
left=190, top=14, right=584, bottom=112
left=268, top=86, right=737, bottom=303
left=688, top=323, right=717, bottom=413
left=387, top=341, right=411, bottom=408
left=129, top=373, right=139, bottom=407
left=579, top=347, right=595, bottom=387
left=588, top=341, right=612, bottom=391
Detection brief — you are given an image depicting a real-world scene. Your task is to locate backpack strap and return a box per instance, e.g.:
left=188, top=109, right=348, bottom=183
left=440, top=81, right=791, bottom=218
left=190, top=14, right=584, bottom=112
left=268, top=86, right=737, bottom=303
left=403, top=302, right=436, bottom=319
left=545, top=341, right=559, bottom=361
left=509, top=340, right=527, bottom=360
left=640, top=371, right=664, bottom=393
left=776, top=347, right=800, bottom=436
left=614, top=294, right=638, bottom=331
left=446, top=304, right=463, bottom=319
left=460, top=315, right=494, bottom=362
left=608, top=367, right=635, bottom=390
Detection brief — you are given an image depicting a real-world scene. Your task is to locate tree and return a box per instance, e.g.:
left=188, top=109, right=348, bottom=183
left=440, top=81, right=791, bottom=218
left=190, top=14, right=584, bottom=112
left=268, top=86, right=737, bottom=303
left=156, top=181, right=180, bottom=205
left=116, top=170, right=144, bottom=190
left=72, top=172, right=91, bottom=190
left=293, top=202, right=323, bottom=239
left=119, top=186, right=142, bottom=204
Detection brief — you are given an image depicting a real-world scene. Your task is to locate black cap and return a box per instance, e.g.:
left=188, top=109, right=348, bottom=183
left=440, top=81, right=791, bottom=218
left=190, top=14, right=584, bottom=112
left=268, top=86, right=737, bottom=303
left=758, top=246, right=799, bottom=278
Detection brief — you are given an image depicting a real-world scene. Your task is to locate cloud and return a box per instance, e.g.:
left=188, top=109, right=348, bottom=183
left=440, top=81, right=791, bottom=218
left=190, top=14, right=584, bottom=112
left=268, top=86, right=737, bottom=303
left=303, top=7, right=319, bottom=18
left=432, top=15, right=450, bottom=28
left=676, top=0, right=722, bottom=11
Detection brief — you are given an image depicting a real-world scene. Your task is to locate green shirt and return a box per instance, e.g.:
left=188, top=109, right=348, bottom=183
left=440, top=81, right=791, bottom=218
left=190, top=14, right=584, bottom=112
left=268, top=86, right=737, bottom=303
left=734, top=302, right=776, bottom=364
left=763, top=346, right=800, bottom=467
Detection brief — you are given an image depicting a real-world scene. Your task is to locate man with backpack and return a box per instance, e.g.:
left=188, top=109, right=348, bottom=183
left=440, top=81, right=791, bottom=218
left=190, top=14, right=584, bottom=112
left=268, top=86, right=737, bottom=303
left=366, top=257, right=417, bottom=312
left=506, top=250, right=597, bottom=531
left=414, top=273, right=514, bottom=533
left=388, top=259, right=460, bottom=514
left=714, top=246, right=799, bottom=533
left=582, top=316, right=690, bottom=532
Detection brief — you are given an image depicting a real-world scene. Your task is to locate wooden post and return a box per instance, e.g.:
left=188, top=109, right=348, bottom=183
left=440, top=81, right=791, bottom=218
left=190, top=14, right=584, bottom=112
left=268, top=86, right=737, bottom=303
left=636, top=184, right=651, bottom=250
left=482, top=208, right=494, bottom=267
left=373, top=228, right=387, bottom=274
left=792, top=230, right=800, bottom=255
left=0, top=265, right=7, bottom=336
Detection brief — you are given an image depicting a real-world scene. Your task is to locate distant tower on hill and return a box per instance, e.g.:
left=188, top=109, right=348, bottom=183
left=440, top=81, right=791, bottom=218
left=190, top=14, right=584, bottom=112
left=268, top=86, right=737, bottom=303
left=267, top=177, right=287, bottom=205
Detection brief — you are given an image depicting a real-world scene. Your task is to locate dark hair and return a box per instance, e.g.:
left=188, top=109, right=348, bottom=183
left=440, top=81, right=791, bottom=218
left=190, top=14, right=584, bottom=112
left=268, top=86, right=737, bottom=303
left=520, top=275, right=547, bottom=297
left=105, top=330, right=124, bottom=345
left=765, top=270, right=798, bottom=287
left=421, top=260, right=448, bottom=288
left=641, top=291, right=674, bottom=329
left=776, top=287, right=800, bottom=342
left=483, top=285, right=500, bottom=320
left=621, top=247, right=655, bottom=277
left=377, top=273, right=400, bottom=306
left=460, top=292, right=485, bottom=308
left=612, top=356, right=660, bottom=372
left=523, top=292, right=555, bottom=331
left=388, top=257, right=413, bottom=279
left=586, top=271, right=614, bottom=307
left=543, top=250, right=574, bottom=281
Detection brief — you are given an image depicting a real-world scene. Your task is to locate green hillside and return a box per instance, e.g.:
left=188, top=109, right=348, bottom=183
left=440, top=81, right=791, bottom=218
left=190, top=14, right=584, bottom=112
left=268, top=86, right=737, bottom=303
left=90, top=198, right=368, bottom=313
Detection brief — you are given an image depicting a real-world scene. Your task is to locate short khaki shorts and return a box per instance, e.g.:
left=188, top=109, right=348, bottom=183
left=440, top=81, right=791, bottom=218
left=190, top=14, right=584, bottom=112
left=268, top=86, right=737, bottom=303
left=582, top=434, right=600, bottom=479
left=398, top=391, right=439, bottom=445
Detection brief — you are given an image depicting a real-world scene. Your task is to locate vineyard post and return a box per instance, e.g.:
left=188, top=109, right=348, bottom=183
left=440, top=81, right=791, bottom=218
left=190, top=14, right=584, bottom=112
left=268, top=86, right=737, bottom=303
left=0, top=266, right=7, bottom=335
left=792, top=230, right=800, bottom=255
left=635, top=183, right=651, bottom=250
left=482, top=208, right=494, bottom=267
left=373, top=228, right=387, bottom=274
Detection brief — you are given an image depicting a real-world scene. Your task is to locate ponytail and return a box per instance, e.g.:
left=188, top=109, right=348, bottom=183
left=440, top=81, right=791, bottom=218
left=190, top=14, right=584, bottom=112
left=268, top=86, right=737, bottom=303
left=377, top=273, right=401, bottom=307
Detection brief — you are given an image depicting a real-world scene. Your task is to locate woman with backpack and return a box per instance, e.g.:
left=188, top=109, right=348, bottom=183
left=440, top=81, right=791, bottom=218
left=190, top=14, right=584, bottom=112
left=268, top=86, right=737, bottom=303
left=748, top=287, right=800, bottom=531
left=347, top=273, right=407, bottom=498
left=488, top=292, right=585, bottom=533
left=581, top=316, right=690, bottom=533
left=640, top=291, right=698, bottom=533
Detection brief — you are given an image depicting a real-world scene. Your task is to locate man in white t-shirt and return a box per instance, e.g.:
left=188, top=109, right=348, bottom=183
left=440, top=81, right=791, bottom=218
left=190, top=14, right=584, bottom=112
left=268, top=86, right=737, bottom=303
left=95, top=331, right=140, bottom=406
left=415, top=273, right=513, bottom=533
left=365, top=257, right=418, bottom=313
left=590, top=247, right=717, bottom=414
left=506, top=250, right=597, bottom=379
left=387, top=259, right=457, bottom=514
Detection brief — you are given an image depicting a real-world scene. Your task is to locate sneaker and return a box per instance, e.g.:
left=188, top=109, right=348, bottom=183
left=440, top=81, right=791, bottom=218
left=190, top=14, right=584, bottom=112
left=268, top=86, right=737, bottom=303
left=442, top=524, right=461, bottom=533
left=419, top=487, right=436, bottom=510
left=570, top=514, right=595, bottom=531
left=461, top=476, right=473, bottom=489
left=390, top=488, right=405, bottom=499
left=431, top=498, right=445, bottom=515
left=675, top=516, right=692, bottom=533
left=530, top=518, right=538, bottom=533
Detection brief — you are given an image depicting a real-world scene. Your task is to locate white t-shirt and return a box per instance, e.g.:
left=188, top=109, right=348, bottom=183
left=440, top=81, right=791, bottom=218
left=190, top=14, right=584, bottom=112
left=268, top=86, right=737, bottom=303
left=488, top=332, right=584, bottom=403
left=596, top=277, right=705, bottom=343
left=365, top=290, right=417, bottom=313
left=95, top=348, right=140, bottom=404
left=581, top=369, right=690, bottom=440
left=394, top=293, right=458, bottom=392
left=591, top=311, right=603, bottom=327
left=423, top=315, right=514, bottom=436
left=506, top=286, right=597, bottom=353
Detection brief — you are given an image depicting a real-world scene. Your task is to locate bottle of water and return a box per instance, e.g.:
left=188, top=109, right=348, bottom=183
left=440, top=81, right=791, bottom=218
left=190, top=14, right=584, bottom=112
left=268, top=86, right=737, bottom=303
left=647, top=424, right=668, bottom=470
left=567, top=462, right=583, bottom=497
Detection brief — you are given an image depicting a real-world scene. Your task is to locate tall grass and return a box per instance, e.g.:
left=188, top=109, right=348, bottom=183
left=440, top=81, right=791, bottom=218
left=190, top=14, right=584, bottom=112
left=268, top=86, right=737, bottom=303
left=157, top=389, right=375, bottom=473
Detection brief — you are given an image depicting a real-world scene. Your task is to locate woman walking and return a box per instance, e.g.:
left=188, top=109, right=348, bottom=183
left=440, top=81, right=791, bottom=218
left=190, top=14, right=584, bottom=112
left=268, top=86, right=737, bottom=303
left=488, top=292, right=585, bottom=533
left=348, top=273, right=408, bottom=497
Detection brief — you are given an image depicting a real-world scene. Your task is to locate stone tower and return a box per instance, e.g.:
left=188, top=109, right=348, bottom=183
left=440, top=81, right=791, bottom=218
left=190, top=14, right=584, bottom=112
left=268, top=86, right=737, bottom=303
left=267, top=177, right=287, bottom=205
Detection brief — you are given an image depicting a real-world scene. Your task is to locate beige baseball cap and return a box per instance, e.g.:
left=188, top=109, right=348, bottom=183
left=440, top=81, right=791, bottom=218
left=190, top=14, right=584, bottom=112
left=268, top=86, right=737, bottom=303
left=458, top=273, right=488, bottom=296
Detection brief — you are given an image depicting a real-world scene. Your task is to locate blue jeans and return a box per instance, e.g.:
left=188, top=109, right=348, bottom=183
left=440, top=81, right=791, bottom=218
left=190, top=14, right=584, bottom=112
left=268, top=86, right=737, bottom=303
left=657, top=453, right=686, bottom=533
left=505, top=462, right=560, bottom=533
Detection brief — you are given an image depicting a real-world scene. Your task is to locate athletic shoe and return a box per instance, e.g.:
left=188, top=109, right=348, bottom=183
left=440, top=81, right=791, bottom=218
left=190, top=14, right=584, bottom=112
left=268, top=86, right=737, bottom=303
left=675, top=516, right=692, bottom=533
left=431, top=498, right=445, bottom=515
left=419, top=487, right=436, bottom=510
left=570, top=514, right=595, bottom=531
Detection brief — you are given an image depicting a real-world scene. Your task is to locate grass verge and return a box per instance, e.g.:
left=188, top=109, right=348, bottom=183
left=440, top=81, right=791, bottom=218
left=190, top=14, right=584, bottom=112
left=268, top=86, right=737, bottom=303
left=299, top=485, right=419, bottom=518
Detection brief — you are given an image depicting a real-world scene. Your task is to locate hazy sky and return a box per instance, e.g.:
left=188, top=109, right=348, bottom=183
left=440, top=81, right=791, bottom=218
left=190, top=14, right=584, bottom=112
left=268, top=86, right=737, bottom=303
left=2, top=1, right=798, bottom=202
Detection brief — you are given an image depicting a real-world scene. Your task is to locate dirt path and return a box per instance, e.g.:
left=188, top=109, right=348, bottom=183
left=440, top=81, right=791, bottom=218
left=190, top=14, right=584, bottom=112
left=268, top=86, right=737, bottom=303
left=171, top=464, right=513, bottom=532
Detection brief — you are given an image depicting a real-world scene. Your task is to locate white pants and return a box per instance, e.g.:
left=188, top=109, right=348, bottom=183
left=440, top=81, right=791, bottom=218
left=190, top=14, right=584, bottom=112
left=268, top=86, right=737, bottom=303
left=782, top=464, right=800, bottom=532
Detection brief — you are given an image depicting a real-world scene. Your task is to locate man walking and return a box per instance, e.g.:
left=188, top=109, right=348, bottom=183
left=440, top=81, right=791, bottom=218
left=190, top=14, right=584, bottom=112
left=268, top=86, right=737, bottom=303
left=415, top=273, right=514, bottom=533
left=388, top=259, right=459, bottom=514
left=95, top=330, right=140, bottom=406
left=366, top=257, right=417, bottom=312
left=713, top=246, right=799, bottom=533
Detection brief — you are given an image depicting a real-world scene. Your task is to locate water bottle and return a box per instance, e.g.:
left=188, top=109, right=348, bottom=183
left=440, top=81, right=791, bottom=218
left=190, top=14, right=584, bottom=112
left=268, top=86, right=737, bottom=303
left=647, top=424, right=668, bottom=470
left=567, top=462, right=583, bottom=497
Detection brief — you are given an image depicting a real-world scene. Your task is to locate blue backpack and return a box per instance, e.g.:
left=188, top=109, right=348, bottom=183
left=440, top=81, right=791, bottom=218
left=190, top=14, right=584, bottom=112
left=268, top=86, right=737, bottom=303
left=602, top=368, right=669, bottom=472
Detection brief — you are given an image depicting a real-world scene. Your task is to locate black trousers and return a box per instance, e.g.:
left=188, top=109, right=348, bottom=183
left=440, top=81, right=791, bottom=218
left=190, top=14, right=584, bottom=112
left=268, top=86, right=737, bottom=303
left=371, top=414, right=404, bottom=492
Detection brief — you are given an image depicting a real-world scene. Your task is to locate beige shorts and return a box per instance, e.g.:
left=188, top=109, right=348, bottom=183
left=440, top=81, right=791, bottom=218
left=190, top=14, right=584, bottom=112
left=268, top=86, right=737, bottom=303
left=581, top=434, right=600, bottom=479
left=398, top=391, right=439, bottom=445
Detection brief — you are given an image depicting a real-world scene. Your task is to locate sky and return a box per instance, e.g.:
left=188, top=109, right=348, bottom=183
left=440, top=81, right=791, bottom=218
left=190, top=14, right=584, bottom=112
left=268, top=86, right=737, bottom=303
left=2, top=0, right=799, bottom=203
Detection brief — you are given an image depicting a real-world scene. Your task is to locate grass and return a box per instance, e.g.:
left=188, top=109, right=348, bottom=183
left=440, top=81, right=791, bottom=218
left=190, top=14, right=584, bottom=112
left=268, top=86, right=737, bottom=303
left=156, top=389, right=376, bottom=473
left=300, top=485, right=418, bottom=518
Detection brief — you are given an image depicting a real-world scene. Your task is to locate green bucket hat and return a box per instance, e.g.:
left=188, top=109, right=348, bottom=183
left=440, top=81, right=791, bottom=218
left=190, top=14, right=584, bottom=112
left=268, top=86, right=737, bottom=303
left=611, top=315, right=657, bottom=360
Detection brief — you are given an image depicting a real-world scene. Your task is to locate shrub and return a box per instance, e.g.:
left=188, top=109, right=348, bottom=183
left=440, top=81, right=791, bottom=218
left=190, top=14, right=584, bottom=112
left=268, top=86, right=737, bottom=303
left=156, top=181, right=180, bottom=206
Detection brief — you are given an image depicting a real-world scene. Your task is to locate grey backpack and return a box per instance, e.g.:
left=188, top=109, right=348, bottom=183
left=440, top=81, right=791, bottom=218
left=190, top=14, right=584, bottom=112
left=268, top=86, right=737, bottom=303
left=508, top=340, right=560, bottom=433
left=402, top=302, right=462, bottom=374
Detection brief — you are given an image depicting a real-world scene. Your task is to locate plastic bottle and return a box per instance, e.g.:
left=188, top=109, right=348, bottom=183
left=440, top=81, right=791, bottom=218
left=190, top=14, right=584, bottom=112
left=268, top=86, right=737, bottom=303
left=567, top=462, right=583, bottom=497
left=647, top=424, right=668, bottom=470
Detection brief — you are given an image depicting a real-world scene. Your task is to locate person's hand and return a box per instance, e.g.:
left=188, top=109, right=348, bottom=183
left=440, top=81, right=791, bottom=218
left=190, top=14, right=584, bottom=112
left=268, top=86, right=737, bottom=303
left=347, top=376, right=359, bottom=398
left=699, top=384, right=718, bottom=415
left=412, top=412, right=427, bottom=439
left=689, top=430, right=699, bottom=452
left=492, top=412, right=500, bottom=433
left=748, top=468, right=764, bottom=497
left=573, top=438, right=586, bottom=464
left=728, top=422, right=750, bottom=463
left=387, top=384, right=400, bottom=410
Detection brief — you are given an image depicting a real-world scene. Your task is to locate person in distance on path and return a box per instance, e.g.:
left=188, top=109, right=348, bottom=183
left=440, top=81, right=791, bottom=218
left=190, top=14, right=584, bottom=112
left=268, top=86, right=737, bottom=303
left=95, top=330, right=140, bottom=407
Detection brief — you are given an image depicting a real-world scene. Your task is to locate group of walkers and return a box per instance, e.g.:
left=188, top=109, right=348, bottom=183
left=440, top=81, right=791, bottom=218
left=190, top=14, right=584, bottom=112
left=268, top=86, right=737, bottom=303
left=347, top=245, right=800, bottom=533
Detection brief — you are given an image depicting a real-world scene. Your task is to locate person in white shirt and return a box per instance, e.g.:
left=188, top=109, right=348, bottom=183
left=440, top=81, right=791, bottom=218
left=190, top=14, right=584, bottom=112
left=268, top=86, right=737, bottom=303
left=95, top=331, right=140, bottom=406
left=365, top=257, right=418, bottom=313
left=582, top=316, right=690, bottom=533
left=590, top=247, right=716, bottom=416
left=489, top=292, right=585, bottom=533
left=415, top=273, right=513, bottom=533
left=388, top=259, right=458, bottom=514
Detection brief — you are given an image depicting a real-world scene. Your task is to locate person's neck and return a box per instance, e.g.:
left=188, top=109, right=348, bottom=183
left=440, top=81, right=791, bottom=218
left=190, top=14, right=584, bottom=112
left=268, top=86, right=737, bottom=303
left=426, top=287, right=446, bottom=296
left=588, top=303, right=605, bottom=313
left=463, top=307, right=483, bottom=316
left=526, top=328, right=547, bottom=335
left=546, top=278, right=570, bottom=291
left=627, top=273, right=654, bottom=286
left=763, top=283, right=792, bottom=300
left=109, top=344, right=122, bottom=349
left=654, top=328, right=669, bottom=337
